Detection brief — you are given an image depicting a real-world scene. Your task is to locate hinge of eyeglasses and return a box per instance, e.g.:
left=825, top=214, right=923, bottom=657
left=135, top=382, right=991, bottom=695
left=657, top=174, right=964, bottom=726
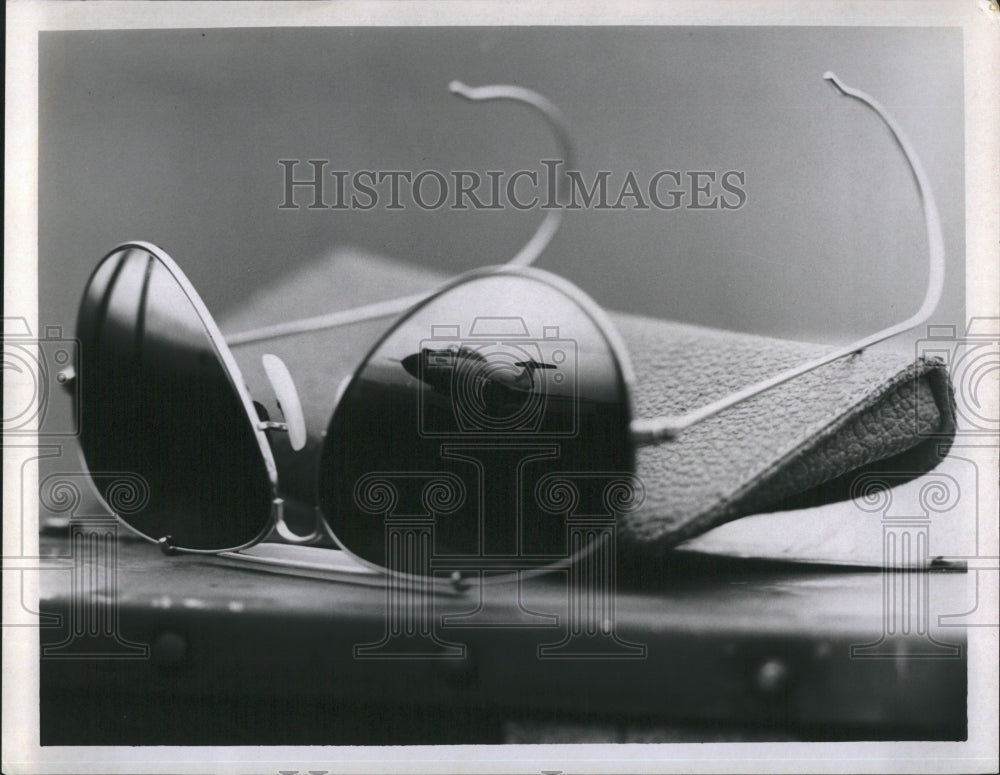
left=57, top=366, right=75, bottom=388
left=158, top=535, right=177, bottom=555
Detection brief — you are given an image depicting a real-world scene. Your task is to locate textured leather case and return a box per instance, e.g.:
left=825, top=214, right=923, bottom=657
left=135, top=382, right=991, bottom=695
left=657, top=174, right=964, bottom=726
left=220, top=249, right=955, bottom=558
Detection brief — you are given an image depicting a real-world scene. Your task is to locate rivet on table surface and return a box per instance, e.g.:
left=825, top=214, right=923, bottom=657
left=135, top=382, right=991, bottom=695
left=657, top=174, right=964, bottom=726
left=754, top=658, right=792, bottom=696
left=436, top=649, right=477, bottom=686
left=152, top=630, right=188, bottom=667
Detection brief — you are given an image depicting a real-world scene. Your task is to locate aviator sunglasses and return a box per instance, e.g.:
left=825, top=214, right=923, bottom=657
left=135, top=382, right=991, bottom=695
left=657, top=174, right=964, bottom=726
left=69, top=72, right=944, bottom=580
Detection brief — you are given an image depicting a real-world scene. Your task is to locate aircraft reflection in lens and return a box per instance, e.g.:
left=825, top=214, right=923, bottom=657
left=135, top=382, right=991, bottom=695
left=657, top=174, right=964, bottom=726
left=399, top=346, right=558, bottom=424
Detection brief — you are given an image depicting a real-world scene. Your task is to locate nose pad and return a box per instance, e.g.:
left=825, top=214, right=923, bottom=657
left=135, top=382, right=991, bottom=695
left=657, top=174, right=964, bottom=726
left=262, top=354, right=307, bottom=451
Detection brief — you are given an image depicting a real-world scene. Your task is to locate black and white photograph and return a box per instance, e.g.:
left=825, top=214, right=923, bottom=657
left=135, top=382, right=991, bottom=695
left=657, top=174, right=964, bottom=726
left=4, top=2, right=998, bottom=773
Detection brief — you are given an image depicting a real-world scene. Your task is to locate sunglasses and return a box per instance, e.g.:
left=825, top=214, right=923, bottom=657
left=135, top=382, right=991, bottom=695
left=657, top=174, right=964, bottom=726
left=69, top=72, right=943, bottom=581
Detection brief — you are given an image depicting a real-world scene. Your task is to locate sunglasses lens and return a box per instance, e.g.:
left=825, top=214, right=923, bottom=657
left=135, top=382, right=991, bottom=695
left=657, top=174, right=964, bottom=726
left=76, top=246, right=274, bottom=550
left=320, top=270, right=633, bottom=573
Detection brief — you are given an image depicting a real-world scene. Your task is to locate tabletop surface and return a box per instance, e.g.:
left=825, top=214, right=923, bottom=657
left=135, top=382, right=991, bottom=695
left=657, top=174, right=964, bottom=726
left=36, top=527, right=969, bottom=745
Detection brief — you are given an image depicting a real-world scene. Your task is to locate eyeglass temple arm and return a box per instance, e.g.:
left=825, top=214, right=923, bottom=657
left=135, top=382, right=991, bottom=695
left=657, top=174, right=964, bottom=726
left=630, top=71, right=946, bottom=447
left=226, top=81, right=573, bottom=348
left=448, top=81, right=574, bottom=266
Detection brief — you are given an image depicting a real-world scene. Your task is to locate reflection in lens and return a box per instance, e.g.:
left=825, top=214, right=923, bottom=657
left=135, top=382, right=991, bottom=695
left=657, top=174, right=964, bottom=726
left=76, top=246, right=275, bottom=551
left=320, top=268, right=633, bottom=575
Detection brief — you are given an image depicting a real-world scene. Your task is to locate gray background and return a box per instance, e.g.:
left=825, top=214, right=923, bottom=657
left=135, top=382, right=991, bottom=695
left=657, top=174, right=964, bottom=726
left=39, top=26, right=964, bottom=345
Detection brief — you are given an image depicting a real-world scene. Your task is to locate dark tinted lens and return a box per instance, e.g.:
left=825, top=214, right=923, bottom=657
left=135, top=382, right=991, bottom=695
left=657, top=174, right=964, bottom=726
left=319, top=269, right=633, bottom=573
left=76, top=246, right=274, bottom=550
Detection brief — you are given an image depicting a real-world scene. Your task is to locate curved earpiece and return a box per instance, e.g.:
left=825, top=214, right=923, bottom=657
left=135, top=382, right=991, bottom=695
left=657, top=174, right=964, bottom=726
left=630, top=71, right=946, bottom=446
left=227, top=80, right=575, bottom=347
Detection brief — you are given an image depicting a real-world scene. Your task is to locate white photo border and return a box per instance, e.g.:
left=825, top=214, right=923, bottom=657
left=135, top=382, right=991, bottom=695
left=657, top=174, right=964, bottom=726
left=4, top=2, right=998, bottom=774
